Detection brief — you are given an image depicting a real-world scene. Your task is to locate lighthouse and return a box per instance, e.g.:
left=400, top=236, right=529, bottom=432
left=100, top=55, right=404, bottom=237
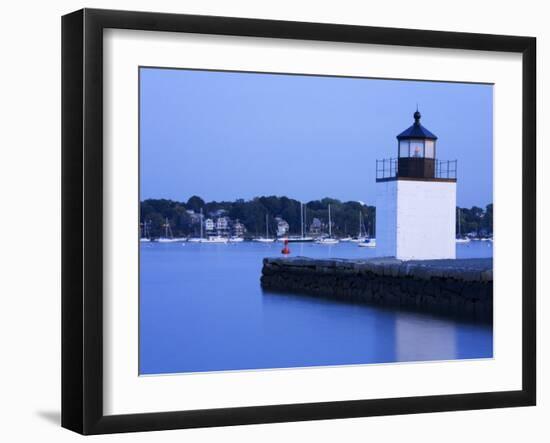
left=375, top=110, right=457, bottom=260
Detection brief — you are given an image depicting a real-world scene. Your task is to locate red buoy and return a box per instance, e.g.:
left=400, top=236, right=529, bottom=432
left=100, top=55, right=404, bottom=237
left=281, top=239, right=290, bottom=255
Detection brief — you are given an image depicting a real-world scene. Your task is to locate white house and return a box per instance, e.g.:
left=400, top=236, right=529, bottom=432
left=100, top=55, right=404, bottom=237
left=216, top=217, right=229, bottom=236
left=275, top=218, right=289, bottom=237
left=309, top=218, right=322, bottom=235
left=233, top=220, right=246, bottom=237
left=375, top=110, right=457, bottom=260
left=216, top=217, right=228, bottom=230
left=204, top=218, right=215, bottom=232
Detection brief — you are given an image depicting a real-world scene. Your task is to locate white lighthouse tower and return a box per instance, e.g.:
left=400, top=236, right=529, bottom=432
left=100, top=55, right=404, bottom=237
left=375, top=110, right=457, bottom=260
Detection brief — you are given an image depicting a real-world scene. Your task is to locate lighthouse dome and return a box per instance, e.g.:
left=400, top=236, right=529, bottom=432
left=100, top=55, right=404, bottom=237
left=397, top=110, right=438, bottom=140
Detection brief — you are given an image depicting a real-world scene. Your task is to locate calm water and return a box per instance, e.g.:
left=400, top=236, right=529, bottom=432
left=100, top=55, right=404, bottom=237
left=140, top=241, right=493, bottom=374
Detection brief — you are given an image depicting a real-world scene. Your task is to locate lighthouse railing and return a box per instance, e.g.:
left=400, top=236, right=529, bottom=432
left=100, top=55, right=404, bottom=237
left=376, top=158, right=457, bottom=180
left=435, top=159, right=457, bottom=179
left=376, top=158, right=398, bottom=179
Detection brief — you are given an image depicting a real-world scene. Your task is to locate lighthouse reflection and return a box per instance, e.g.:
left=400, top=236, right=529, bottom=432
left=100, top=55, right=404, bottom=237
left=395, top=313, right=457, bottom=362
left=394, top=311, right=493, bottom=362
left=261, top=290, right=493, bottom=367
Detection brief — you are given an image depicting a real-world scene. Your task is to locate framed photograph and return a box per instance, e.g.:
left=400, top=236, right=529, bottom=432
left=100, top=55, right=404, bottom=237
left=62, top=8, right=536, bottom=435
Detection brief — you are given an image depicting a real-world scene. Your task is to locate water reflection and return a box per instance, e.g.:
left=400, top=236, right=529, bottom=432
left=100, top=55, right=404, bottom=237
left=263, top=290, right=492, bottom=366
left=395, top=313, right=456, bottom=361
left=262, top=291, right=398, bottom=366
left=139, top=241, right=493, bottom=374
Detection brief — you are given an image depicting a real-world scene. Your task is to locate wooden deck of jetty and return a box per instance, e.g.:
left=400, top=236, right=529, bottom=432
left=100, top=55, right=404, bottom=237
left=261, top=257, right=493, bottom=322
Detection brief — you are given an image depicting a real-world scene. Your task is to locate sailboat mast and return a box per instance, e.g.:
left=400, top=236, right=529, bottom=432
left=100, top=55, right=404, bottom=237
left=300, top=202, right=304, bottom=238
left=165, top=217, right=169, bottom=238
left=266, top=214, right=269, bottom=238
left=304, top=205, right=307, bottom=236
left=359, top=211, right=362, bottom=237
left=328, top=204, right=332, bottom=238
left=367, top=215, right=370, bottom=237
left=200, top=208, right=203, bottom=239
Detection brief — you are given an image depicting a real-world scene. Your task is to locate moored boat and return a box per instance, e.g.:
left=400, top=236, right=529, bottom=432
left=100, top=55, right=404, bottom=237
left=157, top=217, right=186, bottom=242
left=316, top=238, right=339, bottom=245
left=158, top=237, right=187, bottom=243
left=140, top=220, right=152, bottom=242
left=254, top=214, right=275, bottom=242
left=280, top=202, right=314, bottom=242
left=315, top=204, right=339, bottom=244
left=358, top=238, right=376, bottom=248
left=200, top=236, right=228, bottom=244
left=350, top=211, right=368, bottom=243
left=188, top=208, right=206, bottom=242
left=455, top=209, right=471, bottom=243
left=282, top=236, right=315, bottom=243
left=455, top=237, right=471, bottom=243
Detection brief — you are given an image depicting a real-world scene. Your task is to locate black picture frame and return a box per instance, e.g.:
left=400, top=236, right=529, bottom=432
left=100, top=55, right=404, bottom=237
left=62, top=8, right=536, bottom=435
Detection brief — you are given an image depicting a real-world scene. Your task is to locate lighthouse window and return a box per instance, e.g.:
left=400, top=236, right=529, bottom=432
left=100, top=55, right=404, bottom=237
left=410, top=140, right=424, bottom=157
left=399, top=140, right=409, bottom=157
left=425, top=140, right=435, bottom=158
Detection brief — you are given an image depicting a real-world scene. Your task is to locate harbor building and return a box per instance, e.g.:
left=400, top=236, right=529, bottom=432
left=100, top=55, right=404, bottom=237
left=233, top=220, right=246, bottom=237
left=309, top=218, right=322, bottom=235
left=216, top=216, right=230, bottom=236
left=375, top=110, right=457, bottom=260
left=275, top=218, right=290, bottom=237
left=204, top=218, right=215, bottom=233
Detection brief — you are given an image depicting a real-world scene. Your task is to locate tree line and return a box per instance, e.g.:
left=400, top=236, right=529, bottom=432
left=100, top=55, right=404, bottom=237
left=140, top=196, right=376, bottom=238
left=457, top=204, right=493, bottom=237
left=140, top=196, right=493, bottom=238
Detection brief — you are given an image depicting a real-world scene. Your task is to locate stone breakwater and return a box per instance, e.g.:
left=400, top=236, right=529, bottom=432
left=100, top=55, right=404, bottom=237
left=261, top=257, right=493, bottom=322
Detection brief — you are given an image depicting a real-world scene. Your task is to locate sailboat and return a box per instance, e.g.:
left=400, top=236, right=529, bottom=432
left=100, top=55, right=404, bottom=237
left=350, top=211, right=368, bottom=243
left=358, top=238, right=376, bottom=248
left=254, top=214, right=275, bottom=243
left=201, top=235, right=229, bottom=243
left=282, top=202, right=314, bottom=242
left=188, top=208, right=205, bottom=242
left=140, top=220, right=151, bottom=242
left=456, top=208, right=471, bottom=243
left=316, top=204, right=339, bottom=244
left=158, top=218, right=186, bottom=242
left=339, top=237, right=352, bottom=242
left=347, top=209, right=375, bottom=247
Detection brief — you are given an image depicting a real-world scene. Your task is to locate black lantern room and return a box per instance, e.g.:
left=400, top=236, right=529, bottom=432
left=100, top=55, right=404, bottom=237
left=396, top=110, right=437, bottom=179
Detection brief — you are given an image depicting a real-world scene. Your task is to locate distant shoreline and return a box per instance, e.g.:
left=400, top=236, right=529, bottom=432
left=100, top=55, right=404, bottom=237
left=140, top=196, right=493, bottom=241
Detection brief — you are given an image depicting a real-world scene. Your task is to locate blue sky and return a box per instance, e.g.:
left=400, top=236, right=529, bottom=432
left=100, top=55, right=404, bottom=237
left=140, top=68, right=493, bottom=208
